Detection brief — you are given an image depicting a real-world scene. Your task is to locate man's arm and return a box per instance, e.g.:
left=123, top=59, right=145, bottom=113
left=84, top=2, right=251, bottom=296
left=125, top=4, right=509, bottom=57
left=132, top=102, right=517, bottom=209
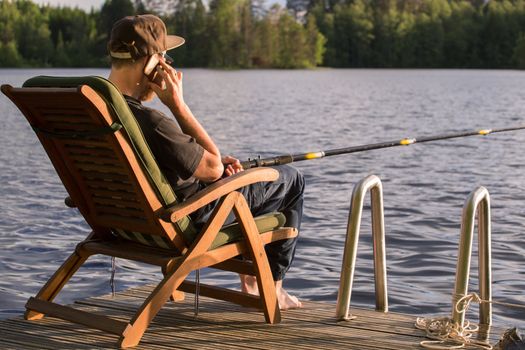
left=149, top=59, right=224, bottom=182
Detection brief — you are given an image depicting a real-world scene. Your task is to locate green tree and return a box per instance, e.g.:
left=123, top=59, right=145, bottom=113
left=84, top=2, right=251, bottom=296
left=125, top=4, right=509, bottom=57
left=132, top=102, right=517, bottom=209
left=0, top=0, right=23, bottom=66
left=251, top=5, right=280, bottom=67
left=277, top=9, right=308, bottom=68
left=166, top=0, right=209, bottom=67
left=48, top=7, right=99, bottom=66
left=207, top=0, right=247, bottom=67
left=332, top=1, right=374, bottom=67
left=14, top=0, right=53, bottom=66
left=513, top=32, right=525, bottom=69
left=305, top=14, right=326, bottom=66
left=371, top=0, right=401, bottom=67
left=442, top=1, right=478, bottom=68
left=480, top=0, right=521, bottom=68
left=0, top=41, right=23, bottom=67
left=99, top=0, right=135, bottom=39
left=308, top=2, right=336, bottom=66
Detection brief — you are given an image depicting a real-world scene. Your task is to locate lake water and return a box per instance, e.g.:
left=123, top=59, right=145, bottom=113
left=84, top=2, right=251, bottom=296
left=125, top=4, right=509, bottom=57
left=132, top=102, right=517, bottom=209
left=0, top=68, right=524, bottom=328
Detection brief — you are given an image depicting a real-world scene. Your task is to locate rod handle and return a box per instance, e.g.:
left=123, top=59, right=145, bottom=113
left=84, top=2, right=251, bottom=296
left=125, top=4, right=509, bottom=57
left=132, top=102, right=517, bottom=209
left=240, top=154, right=294, bottom=169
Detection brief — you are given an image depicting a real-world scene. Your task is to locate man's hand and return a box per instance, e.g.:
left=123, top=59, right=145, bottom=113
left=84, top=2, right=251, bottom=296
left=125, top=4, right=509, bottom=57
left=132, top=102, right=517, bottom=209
left=222, top=156, right=244, bottom=177
left=148, top=58, right=185, bottom=112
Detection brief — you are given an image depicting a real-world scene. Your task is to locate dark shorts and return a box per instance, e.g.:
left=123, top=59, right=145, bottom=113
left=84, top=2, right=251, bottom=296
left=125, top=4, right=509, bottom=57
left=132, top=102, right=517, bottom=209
left=190, top=165, right=305, bottom=281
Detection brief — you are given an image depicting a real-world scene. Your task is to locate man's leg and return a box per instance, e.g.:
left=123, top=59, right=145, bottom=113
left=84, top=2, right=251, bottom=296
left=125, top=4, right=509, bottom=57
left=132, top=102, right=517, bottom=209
left=236, top=165, right=305, bottom=309
left=191, top=165, right=305, bottom=309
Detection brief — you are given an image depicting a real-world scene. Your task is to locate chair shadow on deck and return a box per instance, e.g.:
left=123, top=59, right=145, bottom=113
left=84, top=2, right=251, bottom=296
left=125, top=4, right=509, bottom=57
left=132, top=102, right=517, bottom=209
left=1, top=76, right=297, bottom=348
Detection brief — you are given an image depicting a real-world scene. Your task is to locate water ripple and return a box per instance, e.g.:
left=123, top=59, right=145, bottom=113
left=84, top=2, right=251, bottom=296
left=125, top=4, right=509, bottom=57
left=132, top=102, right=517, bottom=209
left=1, top=68, right=524, bottom=327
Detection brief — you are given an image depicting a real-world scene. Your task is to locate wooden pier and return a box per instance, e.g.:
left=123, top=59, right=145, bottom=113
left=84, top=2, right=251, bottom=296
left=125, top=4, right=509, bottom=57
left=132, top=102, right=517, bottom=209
left=0, top=284, right=503, bottom=349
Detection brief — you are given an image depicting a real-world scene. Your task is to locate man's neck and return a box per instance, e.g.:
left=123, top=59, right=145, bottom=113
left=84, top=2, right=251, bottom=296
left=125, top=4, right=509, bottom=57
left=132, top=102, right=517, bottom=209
left=108, top=67, right=144, bottom=99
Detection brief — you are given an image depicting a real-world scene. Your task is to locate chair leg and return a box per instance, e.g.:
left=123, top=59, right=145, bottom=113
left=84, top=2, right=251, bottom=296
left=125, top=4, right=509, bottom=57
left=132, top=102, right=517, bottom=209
left=161, top=265, right=185, bottom=302
left=119, top=193, right=240, bottom=348
left=118, top=262, right=194, bottom=348
left=233, top=194, right=281, bottom=324
left=25, top=251, right=88, bottom=320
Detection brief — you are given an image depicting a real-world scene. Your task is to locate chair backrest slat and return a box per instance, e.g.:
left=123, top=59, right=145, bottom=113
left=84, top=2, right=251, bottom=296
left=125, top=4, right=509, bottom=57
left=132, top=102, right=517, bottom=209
left=1, top=77, right=196, bottom=252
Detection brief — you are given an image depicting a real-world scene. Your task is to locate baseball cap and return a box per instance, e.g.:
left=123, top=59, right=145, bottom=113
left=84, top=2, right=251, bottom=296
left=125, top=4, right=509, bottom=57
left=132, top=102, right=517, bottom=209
left=108, top=14, right=185, bottom=60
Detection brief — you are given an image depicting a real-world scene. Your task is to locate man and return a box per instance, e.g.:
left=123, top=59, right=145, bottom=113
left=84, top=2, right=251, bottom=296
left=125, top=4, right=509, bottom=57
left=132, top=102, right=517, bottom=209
left=107, top=14, right=304, bottom=309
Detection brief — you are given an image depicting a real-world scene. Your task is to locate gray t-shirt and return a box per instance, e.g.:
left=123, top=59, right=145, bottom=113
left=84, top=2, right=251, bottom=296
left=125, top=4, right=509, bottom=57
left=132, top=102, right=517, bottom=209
left=124, top=95, right=204, bottom=200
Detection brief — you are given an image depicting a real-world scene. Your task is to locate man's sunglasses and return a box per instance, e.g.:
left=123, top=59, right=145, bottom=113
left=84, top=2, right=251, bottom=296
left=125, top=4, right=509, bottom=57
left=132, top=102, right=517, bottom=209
left=162, top=52, right=174, bottom=65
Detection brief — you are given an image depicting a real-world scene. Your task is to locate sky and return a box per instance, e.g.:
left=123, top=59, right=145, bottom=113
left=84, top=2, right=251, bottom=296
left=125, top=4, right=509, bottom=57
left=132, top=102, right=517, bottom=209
left=31, top=0, right=286, bottom=12
left=32, top=0, right=106, bottom=11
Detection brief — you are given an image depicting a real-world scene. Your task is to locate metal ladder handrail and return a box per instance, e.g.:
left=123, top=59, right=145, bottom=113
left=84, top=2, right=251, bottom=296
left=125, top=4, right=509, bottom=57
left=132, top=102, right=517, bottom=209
left=452, top=186, right=492, bottom=326
left=336, top=175, right=388, bottom=320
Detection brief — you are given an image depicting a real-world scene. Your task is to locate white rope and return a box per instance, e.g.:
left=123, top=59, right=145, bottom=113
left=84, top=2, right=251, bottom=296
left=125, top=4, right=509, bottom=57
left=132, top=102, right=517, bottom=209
left=455, top=292, right=525, bottom=312
left=416, top=292, right=525, bottom=349
left=415, top=292, right=504, bottom=350
left=415, top=316, right=491, bottom=350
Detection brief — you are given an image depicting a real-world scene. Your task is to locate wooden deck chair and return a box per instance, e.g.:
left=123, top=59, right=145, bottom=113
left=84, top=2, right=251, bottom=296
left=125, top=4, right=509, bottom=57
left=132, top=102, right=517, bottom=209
left=1, top=76, right=298, bottom=348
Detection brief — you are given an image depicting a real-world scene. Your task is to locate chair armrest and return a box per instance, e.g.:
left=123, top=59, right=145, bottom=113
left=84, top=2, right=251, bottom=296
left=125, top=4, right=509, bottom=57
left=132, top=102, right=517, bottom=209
left=159, top=167, right=279, bottom=223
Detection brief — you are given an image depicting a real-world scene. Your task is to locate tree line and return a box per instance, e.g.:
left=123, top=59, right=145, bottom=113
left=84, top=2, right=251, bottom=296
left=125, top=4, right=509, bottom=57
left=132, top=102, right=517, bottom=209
left=1, top=0, right=525, bottom=68
left=300, top=0, right=525, bottom=68
left=0, top=0, right=325, bottom=68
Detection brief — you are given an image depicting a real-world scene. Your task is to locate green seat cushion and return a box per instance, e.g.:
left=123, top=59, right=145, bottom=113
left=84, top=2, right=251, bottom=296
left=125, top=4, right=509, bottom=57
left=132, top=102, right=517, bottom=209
left=114, top=211, right=286, bottom=250
left=211, top=212, right=286, bottom=250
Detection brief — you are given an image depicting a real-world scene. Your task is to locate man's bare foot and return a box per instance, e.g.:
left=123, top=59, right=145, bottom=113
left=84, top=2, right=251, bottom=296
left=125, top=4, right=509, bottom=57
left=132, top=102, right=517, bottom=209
left=239, top=275, right=302, bottom=310
left=275, top=280, right=302, bottom=310
left=240, top=274, right=259, bottom=295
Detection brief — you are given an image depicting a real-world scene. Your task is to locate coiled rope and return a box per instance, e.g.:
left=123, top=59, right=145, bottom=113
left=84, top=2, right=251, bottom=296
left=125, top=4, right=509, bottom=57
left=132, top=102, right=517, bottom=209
left=415, top=292, right=525, bottom=350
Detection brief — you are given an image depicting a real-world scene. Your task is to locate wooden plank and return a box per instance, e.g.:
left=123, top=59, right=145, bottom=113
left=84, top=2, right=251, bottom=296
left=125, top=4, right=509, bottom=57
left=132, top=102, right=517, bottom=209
left=200, top=292, right=500, bottom=343
left=39, top=107, right=86, bottom=115
left=75, top=298, right=329, bottom=350
left=25, top=297, right=129, bottom=335
left=92, top=196, right=142, bottom=210
left=1, top=285, right=503, bottom=350
left=71, top=154, right=119, bottom=164
left=80, top=171, right=131, bottom=182
left=0, top=316, right=117, bottom=347
left=43, top=122, right=98, bottom=130
left=79, top=240, right=181, bottom=266
left=95, top=204, right=144, bottom=218
left=203, top=298, right=502, bottom=348
left=210, top=259, right=256, bottom=275
left=40, top=115, right=91, bottom=124
left=75, top=162, right=127, bottom=174
left=65, top=145, right=116, bottom=157
left=178, top=281, right=262, bottom=309
left=94, top=215, right=155, bottom=234
left=92, top=191, right=139, bottom=203
left=102, top=285, right=504, bottom=347
left=0, top=332, right=67, bottom=349
left=0, top=322, right=111, bottom=349
left=62, top=138, right=112, bottom=147
left=172, top=305, right=420, bottom=348
left=40, top=114, right=90, bottom=123
left=85, top=179, right=133, bottom=191
left=77, top=297, right=421, bottom=350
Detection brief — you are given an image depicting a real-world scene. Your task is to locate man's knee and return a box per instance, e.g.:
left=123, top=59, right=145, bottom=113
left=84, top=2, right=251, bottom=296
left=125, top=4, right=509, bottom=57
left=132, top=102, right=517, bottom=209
left=277, top=165, right=305, bottom=194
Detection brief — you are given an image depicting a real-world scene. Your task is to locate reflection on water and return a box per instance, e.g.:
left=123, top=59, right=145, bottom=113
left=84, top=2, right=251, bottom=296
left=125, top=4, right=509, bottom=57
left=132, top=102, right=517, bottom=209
left=0, top=68, right=523, bottom=326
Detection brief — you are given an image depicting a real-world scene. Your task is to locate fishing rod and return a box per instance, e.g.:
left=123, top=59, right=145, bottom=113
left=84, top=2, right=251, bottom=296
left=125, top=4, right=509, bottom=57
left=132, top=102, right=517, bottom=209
left=240, top=125, right=525, bottom=169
